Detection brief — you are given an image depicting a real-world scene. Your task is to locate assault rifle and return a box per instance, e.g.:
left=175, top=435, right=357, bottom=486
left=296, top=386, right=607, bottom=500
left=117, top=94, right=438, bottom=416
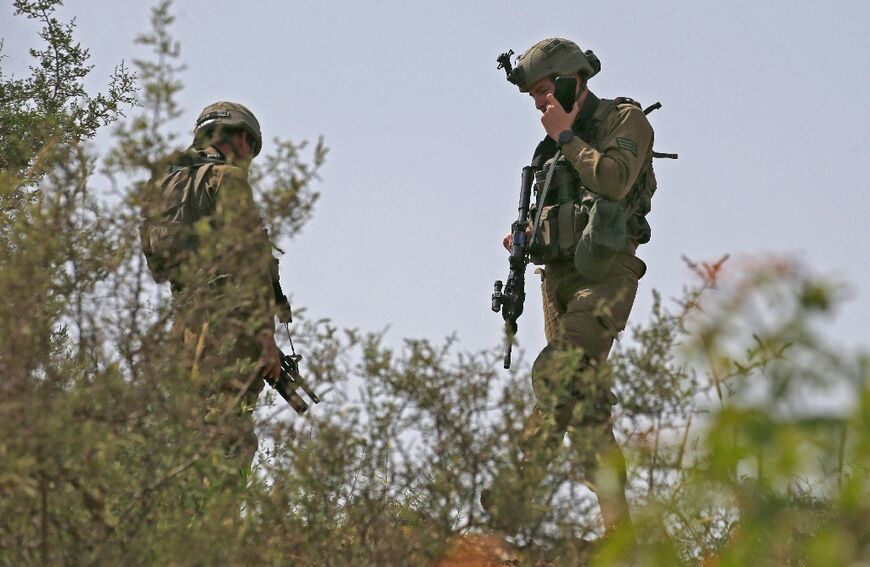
left=491, top=166, right=536, bottom=369
left=492, top=50, right=564, bottom=368
left=268, top=259, right=321, bottom=414
left=268, top=349, right=321, bottom=414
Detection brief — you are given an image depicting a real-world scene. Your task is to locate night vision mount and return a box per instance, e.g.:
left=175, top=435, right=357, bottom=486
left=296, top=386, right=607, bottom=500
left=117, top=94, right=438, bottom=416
left=496, top=49, right=523, bottom=86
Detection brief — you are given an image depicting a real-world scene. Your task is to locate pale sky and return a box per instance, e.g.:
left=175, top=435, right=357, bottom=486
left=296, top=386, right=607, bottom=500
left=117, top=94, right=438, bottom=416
left=4, top=0, right=869, bottom=362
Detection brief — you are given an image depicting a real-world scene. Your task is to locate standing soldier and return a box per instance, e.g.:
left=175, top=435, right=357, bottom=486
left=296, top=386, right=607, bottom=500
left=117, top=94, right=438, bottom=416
left=140, top=101, right=284, bottom=472
left=487, top=38, right=660, bottom=538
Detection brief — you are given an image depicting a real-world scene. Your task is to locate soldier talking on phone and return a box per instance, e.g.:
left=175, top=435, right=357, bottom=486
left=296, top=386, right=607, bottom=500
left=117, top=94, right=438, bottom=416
left=486, top=37, right=670, bottom=539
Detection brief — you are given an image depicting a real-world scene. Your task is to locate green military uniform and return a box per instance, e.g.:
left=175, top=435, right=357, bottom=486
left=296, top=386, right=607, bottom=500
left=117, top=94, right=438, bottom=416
left=488, top=38, right=657, bottom=535
left=141, top=102, right=275, bottom=470
left=171, top=147, right=275, bottom=467
left=525, top=91, right=654, bottom=532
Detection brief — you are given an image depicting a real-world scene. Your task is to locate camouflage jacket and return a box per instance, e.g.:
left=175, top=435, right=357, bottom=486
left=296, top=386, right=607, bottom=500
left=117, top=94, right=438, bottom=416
left=141, top=146, right=275, bottom=333
left=532, top=91, right=657, bottom=247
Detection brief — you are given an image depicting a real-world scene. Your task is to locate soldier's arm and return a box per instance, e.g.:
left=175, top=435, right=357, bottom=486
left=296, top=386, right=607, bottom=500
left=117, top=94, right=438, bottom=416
left=209, top=165, right=275, bottom=331
left=562, top=104, right=653, bottom=201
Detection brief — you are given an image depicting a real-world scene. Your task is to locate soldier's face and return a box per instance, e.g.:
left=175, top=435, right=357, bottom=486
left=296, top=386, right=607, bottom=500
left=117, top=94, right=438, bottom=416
left=529, top=78, right=556, bottom=113
left=529, top=74, right=584, bottom=114
left=233, top=131, right=253, bottom=160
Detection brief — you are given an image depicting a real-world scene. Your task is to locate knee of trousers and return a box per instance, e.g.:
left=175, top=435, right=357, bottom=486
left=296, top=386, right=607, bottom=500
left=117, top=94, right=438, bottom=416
left=531, top=345, right=590, bottom=413
left=531, top=345, right=558, bottom=381
left=532, top=344, right=620, bottom=423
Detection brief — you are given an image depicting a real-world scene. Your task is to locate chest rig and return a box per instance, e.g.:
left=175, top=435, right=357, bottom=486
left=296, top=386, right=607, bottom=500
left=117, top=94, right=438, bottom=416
left=527, top=93, right=664, bottom=266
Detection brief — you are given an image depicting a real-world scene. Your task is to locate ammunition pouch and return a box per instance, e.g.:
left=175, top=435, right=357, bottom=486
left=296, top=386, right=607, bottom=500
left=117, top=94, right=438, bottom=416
left=573, top=198, right=629, bottom=281
left=529, top=201, right=588, bottom=265
left=528, top=161, right=589, bottom=265
left=528, top=159, right=631, bottom=277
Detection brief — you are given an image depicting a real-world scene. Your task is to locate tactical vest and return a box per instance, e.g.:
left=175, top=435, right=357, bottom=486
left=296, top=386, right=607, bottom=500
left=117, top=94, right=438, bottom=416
left=139, top=148, right=226, bottom=284
left=527, top=94, right=658, bottom=266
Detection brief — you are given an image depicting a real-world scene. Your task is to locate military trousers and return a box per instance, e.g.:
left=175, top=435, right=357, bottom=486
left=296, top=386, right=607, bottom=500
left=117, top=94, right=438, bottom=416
left=521, top=252, right=645, bottom=531
left=173, top=303, right=266, bottom=472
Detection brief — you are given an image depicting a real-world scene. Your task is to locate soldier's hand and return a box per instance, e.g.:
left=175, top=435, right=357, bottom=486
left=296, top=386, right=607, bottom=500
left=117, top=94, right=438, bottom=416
left=541, top=93, right=579, bottom=141
left=503, top=227, right=532, bottom=251
left=256, top=331, right=282, bottom=382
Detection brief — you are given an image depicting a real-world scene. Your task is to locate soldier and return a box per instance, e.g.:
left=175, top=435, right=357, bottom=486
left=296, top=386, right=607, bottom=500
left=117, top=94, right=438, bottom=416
left=486, top=38, right=657, bottom=537
left=140, top=101, right=283, bottom=471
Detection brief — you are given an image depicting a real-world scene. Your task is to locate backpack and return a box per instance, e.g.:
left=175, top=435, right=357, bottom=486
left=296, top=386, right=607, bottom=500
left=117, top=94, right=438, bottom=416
left=139, top=150, right=224, bottom=284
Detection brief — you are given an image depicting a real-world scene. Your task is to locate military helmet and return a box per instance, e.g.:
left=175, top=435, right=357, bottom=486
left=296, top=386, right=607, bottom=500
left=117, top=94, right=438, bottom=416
left=194, top=101, right=262, bottom=157
left=512, top=38, right=600, bottom=92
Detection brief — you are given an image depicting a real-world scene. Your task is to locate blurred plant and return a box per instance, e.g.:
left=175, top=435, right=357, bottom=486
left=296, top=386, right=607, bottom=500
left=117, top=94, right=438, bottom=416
left=1, top=1, right=868, bottom=566
left=595, top=257, right=868, bottom=566
left=0, top=0, right=135, bottom=179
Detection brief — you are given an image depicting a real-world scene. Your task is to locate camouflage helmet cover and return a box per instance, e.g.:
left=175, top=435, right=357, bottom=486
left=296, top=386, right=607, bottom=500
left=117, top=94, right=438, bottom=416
left=513, top=38, right=600, bottom=92
left=194, top=101, right=262, bottom=157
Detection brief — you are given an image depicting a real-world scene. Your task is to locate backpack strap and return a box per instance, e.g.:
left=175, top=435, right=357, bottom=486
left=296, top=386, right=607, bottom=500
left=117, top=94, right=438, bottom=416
left=643, top=102, right=661, bottom=115
left=637, top=100, right=679, bottom=159
left=191, top=162, right=215, bottom=200
left=614, top=96, right=642, bottom=109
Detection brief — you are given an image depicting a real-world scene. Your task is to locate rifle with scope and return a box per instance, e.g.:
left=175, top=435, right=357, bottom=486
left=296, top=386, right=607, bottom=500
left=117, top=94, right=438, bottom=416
left=491, top=165, right=537, bottom=369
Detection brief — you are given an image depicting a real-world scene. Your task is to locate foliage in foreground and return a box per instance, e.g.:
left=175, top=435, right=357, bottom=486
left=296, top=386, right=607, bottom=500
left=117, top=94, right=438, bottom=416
left=1, top=2, right=868, bottom=566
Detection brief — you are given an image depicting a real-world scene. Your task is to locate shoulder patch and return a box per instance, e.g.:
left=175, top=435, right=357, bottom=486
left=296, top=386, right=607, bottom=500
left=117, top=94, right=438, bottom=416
left=616, top=137, right=639, bottom=157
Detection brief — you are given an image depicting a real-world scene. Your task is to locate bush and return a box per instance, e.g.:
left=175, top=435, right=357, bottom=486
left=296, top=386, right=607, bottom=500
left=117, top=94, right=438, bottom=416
left=1, top=2, right=867, bottom=565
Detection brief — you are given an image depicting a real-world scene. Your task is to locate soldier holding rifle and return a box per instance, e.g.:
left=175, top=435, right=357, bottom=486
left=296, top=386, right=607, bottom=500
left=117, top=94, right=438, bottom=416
left=490, top=38, right=667, bottom=537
